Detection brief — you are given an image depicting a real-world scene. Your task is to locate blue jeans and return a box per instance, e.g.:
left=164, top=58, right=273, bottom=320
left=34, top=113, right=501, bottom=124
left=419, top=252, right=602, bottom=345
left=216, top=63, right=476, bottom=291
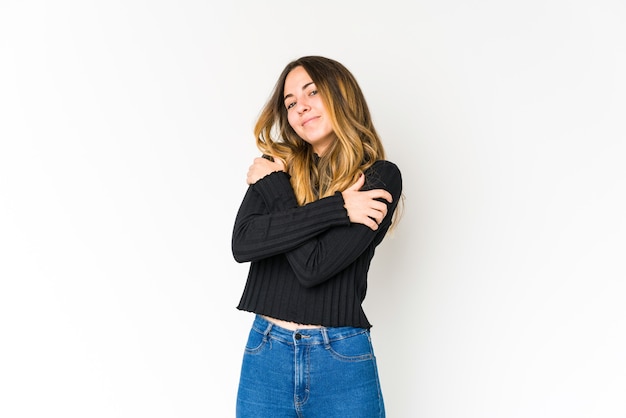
left=236, top=315, right=385, bottom=417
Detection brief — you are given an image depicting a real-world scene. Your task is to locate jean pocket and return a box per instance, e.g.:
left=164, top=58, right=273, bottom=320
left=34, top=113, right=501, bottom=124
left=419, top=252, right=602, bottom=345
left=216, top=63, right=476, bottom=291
left=326, top=330, right=374, bottom=362
left=244, top=328, right=269, bottom=354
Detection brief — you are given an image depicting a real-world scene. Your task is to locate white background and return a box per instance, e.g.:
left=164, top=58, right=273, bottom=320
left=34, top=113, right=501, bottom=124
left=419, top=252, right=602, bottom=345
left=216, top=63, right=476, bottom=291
left=1, top=1, right=625, bottom=417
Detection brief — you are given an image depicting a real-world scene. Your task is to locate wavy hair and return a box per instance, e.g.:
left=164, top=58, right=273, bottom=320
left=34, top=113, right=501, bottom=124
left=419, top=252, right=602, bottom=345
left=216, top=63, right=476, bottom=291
left=254, top=56, right=387, bottom=206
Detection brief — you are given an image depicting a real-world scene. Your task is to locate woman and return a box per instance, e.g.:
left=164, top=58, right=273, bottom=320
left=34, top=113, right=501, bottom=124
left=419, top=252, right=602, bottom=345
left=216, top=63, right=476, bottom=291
left=231, top=55, right=403, bottom=417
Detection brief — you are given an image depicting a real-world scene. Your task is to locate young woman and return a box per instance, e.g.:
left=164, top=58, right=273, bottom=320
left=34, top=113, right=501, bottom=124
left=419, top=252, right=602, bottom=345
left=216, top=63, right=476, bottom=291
left=231, top=55, right=403, bottom=417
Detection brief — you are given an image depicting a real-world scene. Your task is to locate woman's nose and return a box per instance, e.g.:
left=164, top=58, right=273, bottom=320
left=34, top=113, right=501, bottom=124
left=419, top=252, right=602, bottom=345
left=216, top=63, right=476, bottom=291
left=296, top=98, right=310, bottom=114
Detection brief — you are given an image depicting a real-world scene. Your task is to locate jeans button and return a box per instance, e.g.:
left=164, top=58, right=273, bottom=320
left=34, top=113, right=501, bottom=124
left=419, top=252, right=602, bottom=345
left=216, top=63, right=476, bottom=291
left=295, top=333, right=302, bottom=340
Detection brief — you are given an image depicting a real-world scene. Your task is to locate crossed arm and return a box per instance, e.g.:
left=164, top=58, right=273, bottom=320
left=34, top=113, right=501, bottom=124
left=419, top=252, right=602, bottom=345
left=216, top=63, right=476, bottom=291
left=246, top=156, right=392, bottom=231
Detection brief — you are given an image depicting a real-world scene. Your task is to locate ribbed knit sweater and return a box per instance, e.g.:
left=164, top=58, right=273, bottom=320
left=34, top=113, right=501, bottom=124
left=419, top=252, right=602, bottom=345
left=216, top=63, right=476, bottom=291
left=232, top=160, right=402, bottom=329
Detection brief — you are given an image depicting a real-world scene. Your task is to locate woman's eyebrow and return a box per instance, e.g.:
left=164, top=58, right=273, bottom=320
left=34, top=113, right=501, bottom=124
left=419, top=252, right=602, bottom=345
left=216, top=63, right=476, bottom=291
left=284, top=82, right=315, bottom=101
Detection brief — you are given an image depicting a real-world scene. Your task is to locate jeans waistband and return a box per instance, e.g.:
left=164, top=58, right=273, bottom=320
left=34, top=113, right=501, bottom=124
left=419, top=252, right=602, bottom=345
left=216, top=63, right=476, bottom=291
left=252, top=315, right=368, bottom=346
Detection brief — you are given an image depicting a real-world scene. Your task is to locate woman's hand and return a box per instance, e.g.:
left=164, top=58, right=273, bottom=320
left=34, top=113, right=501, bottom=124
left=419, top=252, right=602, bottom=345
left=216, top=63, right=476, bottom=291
left=246, top=156, right=285, bottom=185
left=341, top=174, right=393, bottom=231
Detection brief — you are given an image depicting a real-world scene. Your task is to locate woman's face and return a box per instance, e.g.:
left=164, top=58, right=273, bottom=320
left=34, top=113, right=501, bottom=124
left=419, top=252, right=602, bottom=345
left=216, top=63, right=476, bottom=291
left=283, top=66, right=336, bottom=156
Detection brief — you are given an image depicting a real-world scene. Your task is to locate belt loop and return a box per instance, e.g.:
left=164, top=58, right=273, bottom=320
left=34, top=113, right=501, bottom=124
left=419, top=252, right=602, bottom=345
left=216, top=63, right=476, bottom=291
left=321, top=327, right=330, bottom=348
left=263, top=320, right=273, bottom=340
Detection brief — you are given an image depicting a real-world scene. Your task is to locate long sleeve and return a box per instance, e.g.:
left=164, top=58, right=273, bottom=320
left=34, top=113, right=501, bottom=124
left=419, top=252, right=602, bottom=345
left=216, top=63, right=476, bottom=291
left=283, top=160, right=403, bottom=287
left=231, top=171, right=351, bottom=263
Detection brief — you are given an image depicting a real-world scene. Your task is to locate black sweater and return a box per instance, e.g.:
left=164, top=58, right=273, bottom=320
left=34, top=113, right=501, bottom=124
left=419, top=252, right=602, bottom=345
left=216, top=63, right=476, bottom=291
left=232, top=160, right=403, bottom=329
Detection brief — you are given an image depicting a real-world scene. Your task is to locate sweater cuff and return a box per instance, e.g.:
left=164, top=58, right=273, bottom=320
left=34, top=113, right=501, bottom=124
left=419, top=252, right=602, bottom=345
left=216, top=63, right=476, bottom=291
left=253, top=171, right=298, bottom=209
left=329, top=191, right=351, bottom=225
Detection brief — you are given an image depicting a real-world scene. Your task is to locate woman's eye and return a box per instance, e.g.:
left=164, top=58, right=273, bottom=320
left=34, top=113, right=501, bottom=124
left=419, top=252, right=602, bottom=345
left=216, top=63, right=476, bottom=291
left=286, top=102, right=296, bottom=110
left=309, top=90, right=318, bottom=96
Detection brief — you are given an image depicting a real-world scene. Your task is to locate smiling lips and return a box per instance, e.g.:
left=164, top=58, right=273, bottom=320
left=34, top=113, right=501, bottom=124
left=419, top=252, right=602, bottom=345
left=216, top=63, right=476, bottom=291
left=302, top=116, right=319, bottom=126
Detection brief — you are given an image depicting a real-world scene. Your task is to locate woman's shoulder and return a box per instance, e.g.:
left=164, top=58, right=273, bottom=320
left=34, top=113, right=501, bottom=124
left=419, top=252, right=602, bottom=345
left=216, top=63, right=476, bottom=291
left=364, top=159, right=402, bottom=193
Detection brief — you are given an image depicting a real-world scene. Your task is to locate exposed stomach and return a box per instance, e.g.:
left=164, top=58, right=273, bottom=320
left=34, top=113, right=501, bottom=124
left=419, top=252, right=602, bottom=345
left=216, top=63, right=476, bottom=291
left=262, top=315, right=322, bottom=331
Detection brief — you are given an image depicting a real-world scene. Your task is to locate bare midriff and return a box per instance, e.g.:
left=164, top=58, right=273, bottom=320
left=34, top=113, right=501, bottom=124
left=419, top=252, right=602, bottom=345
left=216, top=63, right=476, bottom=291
left=262, top=315, right=322, bottom=331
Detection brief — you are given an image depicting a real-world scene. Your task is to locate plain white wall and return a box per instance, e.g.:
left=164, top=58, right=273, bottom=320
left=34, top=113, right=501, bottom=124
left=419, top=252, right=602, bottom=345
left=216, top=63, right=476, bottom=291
left=1, top=1, right=624, bottom=417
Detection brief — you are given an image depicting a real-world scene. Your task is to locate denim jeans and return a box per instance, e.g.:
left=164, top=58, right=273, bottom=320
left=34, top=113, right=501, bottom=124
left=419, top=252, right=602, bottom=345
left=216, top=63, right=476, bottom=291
left=236, top=315, right=385, bottom=417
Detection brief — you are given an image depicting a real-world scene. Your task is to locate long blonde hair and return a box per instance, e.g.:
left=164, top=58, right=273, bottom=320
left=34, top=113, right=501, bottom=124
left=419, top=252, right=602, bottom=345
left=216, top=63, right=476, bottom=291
left=254, top=56, right=386, bottom=205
